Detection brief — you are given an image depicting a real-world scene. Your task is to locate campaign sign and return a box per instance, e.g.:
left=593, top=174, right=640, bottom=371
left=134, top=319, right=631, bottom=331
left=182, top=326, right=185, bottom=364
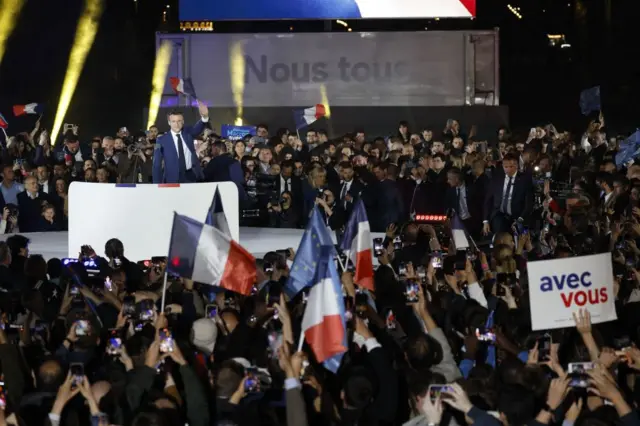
left=528, top=253, right=616, bottom=331
left=221, top=125, right=256, bottom=141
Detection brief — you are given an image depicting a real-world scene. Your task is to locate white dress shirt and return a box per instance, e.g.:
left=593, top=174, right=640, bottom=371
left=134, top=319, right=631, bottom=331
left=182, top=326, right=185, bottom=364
left=171, top=131, right=193, bottom=171
left=39, top=181, right=50, bottom=194
left=280, top=175, right=292, bottom=194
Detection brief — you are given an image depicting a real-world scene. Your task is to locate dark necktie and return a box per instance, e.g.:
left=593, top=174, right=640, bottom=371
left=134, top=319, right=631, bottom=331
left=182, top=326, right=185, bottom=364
left=284, top=179, right=290, bottom=193
left=502, top=177, right=513, bottom=214
left=176, top=133, right=187, bottom=177
left=340, top=183, right=348, bottom=200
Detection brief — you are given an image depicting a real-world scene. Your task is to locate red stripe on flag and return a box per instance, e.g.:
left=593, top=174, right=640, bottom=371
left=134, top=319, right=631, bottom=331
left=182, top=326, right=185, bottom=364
left=354, top=249, right=375, bottom=291
left=315, top=104, right=326, bottom=119
left=458, top=0, right=476, bottom=16
left=158, top=184, right=180, bottom=188
left=305, top=315, right=346, bottom=363
left=12, top=106, right=25, bottom=117
left=220, top=240, right=256, bottom=296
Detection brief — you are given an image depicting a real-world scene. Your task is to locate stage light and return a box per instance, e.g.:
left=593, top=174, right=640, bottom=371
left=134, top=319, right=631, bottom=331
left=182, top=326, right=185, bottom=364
left=230, top=41, right=245, bottom=127
left=147, top=40, right=173, bottom=129
left=51, top=0, right=104, bottom=144
left=0, top=0, right=26, bottom=67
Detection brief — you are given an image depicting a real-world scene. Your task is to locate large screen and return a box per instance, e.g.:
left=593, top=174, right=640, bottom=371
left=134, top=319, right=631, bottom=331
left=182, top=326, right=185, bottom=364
left=179, top=0, right=476, bottom=21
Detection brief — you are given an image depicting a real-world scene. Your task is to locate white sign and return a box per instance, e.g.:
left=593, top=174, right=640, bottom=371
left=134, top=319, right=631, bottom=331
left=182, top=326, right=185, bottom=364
left=527, top=253, right=616, bottom=331
left=68, top=182, right=239, bottom=261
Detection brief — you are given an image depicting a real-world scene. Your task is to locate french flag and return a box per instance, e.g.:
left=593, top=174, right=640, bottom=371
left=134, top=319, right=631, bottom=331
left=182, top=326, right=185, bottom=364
left=169, top=77, right=198, bottom=98
left=451, top=212, right=470, bottom=250
left=293, top=104, right=326, bottom=130
left=301, top=251, right=347, bottom=373
left=167, top=212, right=256, bottom=295
left=339, top=200, right=374, bottom=291
left=0, top=114, right=8, bottom=129
left=13, top=103, right=43, bottom=117
left=205, top=187, right=230, bottom=238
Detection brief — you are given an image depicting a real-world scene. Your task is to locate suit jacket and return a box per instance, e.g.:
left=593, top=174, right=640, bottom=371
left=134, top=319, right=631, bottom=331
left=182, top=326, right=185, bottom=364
left=17, top=191, right=51, bottom=233
left=483, top=171, right=534, bottom=223
left=333, top=179, right=365, bottom=220
left=152, top=121, right=206, bottom=183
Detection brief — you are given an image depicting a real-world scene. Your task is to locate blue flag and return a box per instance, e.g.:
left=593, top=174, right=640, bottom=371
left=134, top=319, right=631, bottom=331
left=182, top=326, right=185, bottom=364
left=579, top=86, right=601, bottom=116
left=205, top=187, right=230, bottom=237
left=285, top=206, right=335, bottom=298
left=615, top=130, right=640, bottom=169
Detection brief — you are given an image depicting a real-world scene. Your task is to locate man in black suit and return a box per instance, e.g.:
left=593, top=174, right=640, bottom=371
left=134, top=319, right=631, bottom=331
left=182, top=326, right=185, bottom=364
left=275, top=160, right=303, bottom=212
left=483, top=153, right=534, bottom=235
left=445, top=167, right=482, bottom=238
left=335, top=161, right=365, bottom=220
left=18, top=176, right=51, bottom=233
left=372, top=162, right=404, bottom=231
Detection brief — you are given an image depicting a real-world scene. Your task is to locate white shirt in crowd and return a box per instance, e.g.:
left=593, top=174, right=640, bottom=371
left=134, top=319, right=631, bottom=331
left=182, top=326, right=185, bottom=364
left=171, top=131, right=193, bottom=171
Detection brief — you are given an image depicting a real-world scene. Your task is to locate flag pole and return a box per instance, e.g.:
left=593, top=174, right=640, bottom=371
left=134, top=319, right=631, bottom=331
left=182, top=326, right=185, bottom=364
left=160, top=271, right=169, bottom=313
left=297, top=330, right=305, bottom=352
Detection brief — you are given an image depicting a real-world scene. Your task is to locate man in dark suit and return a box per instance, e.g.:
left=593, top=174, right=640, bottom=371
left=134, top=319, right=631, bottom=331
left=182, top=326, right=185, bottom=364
left=334, top=161, right=365, bottom=220
left=372, top=162, right=404, bottom=231
left=203, top=141, right=246, bottom=200
left=276, top=160, right=303, bottom=206
left=445, top=167, right=482, bottom=238
left=483, top=153, right=534, bottom=235
left=152, top=102, right=209, bottom=183
left=18, top=176, right=51, bottom=233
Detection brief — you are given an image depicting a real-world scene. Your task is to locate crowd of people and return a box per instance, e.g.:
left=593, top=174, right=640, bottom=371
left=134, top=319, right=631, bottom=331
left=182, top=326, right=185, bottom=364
left=0, top=108, right=639, bottom=426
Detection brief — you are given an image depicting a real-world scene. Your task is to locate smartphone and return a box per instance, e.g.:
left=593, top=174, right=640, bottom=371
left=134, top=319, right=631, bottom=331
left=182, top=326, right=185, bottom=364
left=454, top=251, right=466, bottom=271
left=205, top=304, right=217, bottom=319
left=428, top=384, right=454, bottom=402
left=70, top=363, right=84, bottom=385
left=475, top=326, right=496, bottom=342
left=75, top=320, right=90, bottom=337
left=386, top=310, right=396, bottom=330
left=137, top=299, right=155, bottom=322
left=0, top=381, right=5, bottom=409
left=398, top=262, right=408, bottom=277
left=537, top=334, right=552, bottom=360
left=373, top=238, right=384, bottom=257
left=393, top=236, right=402, bottom=251
left=244, top=367, right=260, bottom=393
left=70, top=286, right=80, bottom=296
left=568, top=362, right=594, bottom=375
left=613, top=336, right=631, bottom=351
left=275, top=249, right=289, bottom=259
left=496, top=280, right=506, bottom=297
left=106, top=333, right=123, bottom=355
left=404, top=280, right=420, bottom=304
left=355, top=289, right=368, bottom=307
left=104, top=276, right=113, bottom=292
left=159, top=328, right=174, bottom=353
left=267, top=287, right=281, bottom=308
left=431, top=252, right=443, bottom=269
left=123, top=296, right=136, bottom=317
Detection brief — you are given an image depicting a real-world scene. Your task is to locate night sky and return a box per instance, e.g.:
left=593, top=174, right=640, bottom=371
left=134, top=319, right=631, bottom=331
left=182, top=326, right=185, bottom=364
left=0, top=0, right=638, bottom=138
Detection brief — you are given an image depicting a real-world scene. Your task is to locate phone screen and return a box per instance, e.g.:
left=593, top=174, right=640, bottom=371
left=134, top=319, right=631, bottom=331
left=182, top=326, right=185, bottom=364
left=404, top=280, right=420, bottom=304
left=159, top=328, right=174, bottom=353
left=0, top=381, right=5, bottom=409
left=205, top=304, right=217, bottom=319
left=70, top=363, right=84, bottom=385
left=373, top=238, right=384, bottom=257
left=475, top=327, right=496, bottom=342
left=107, top=336, right=122, bottom=355
left=431, top=252, right=443, bottom=269
left=244, top=367, right=260, bottom=393
left=75, top=320, right=90, bottom=336
left=537, top=334, right=552, bottom=360
left=428, top=385, right=454, bottom=401
left=123, top=296, right=136, bottom=317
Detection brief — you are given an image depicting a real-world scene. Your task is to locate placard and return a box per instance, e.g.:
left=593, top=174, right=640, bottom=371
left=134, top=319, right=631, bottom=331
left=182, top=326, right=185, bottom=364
left=528, top=253, right=616, bottom=331
left=221, top=124, right=256, bottom=141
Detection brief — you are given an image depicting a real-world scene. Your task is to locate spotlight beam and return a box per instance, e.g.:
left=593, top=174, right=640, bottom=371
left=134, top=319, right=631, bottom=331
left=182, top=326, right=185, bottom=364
left=0, top=0, right=26, bottom=68
left=147, top=40, right=173, bottom=129
left=51, top=0, right=104, bottom=144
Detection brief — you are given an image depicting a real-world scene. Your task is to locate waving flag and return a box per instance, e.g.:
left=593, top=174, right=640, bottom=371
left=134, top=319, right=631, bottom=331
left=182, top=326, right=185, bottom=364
left=167, top=212, right=255, bottom=295
left=169, top=77, right=198, bottom=98
left=579, top=86, right=600, bottom=116
left=340, top=199, right=374, bottom=291
left=0, top=114, right=8, bottom=129
left=615, top=130, right=640, bottom=169
left=293, top=104, right=326, bottom=130
left=206, top=187, right=230, bottom=237
left=301, top=249, right=347, bottom=373
left=451, top=212, right=470, bottom=250
left=13, top=103, right=43, bottom=116
left=285, top=206, right=335, bottom=298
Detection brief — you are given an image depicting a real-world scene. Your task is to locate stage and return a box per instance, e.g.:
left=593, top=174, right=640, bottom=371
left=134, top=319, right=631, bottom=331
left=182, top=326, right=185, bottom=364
left=0, top=228, right=385, bottom=261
